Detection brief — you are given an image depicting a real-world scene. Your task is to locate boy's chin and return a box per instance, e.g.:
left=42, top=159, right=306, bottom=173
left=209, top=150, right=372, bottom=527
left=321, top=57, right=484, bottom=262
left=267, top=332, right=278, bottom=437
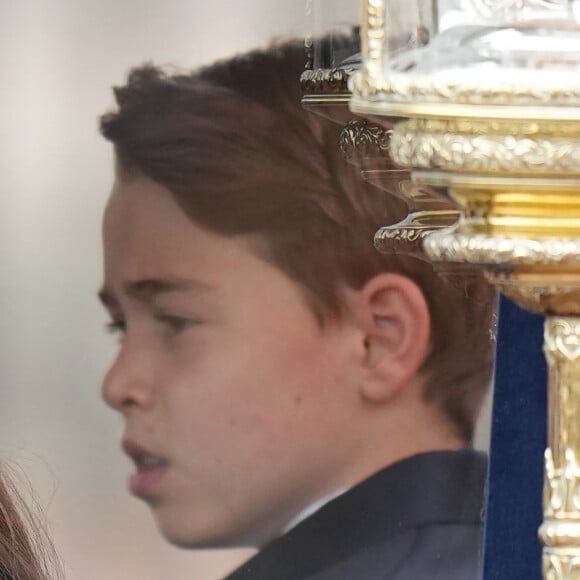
left=154, top=513, right=264, bottom=550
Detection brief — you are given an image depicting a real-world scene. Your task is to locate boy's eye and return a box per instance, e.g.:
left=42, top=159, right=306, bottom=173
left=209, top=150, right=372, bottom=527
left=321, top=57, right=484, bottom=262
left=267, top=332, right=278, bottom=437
left=155, top=314, right=197, bottom=334
left=106, top=319, right=127, bottom=335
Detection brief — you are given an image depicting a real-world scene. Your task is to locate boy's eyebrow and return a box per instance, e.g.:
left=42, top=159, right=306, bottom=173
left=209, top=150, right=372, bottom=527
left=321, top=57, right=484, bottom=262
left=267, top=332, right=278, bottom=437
left=98, top=277, right=213, bottom=308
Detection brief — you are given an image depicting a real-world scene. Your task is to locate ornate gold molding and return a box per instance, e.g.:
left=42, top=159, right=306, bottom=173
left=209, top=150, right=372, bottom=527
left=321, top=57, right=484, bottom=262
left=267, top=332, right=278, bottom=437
left=543, top=553, right=580, bottom=579
left=340, top=119, right=391, bottom=163
left=485, top=274, right=580, bottom=316
left=403, top=118, right=580, bottom=138
left=374, top=210, right=459, bottom=256
left=350, top=0, right=386, bottom=99
left=300, top=68, right=353, bottom=95
left=544, top=449, right=580, bottom=521
left=352, top=3, right=580, bottom=577
left=540, top=318, right=580, bottom=578
left=390, top=127, right=580, bottom=175
left=374, top=219, right=432, bottom=252
left=425, top=231, right=580, bottom=267
left=353, top=70, right=580, bottom=107
left=545, top=318, right=580, bottom=365
left=349, top=0, right=580, bottom=125
left=363, top=0, right=386, bottom=82
left=544, top=318, right=580, bottom=460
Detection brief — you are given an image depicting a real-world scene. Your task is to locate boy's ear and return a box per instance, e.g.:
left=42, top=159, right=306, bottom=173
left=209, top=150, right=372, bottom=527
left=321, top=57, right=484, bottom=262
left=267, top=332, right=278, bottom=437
left=353, top=273, right=431, bottom=403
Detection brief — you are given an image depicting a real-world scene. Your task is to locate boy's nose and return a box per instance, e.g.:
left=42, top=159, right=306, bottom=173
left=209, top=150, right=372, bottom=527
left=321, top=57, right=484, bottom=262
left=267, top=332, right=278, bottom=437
left=101, top=344, right=155, bottom=412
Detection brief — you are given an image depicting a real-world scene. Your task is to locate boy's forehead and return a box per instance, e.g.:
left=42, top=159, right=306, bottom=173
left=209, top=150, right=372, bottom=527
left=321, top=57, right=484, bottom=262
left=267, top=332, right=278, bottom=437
left=104, top=174, right=191, bottom=240
left=102, top=178, right=284, bottom=285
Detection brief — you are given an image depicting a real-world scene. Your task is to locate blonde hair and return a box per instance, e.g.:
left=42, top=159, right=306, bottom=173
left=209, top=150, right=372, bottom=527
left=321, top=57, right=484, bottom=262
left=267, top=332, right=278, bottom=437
left=0, top=466, right=61, bottom=580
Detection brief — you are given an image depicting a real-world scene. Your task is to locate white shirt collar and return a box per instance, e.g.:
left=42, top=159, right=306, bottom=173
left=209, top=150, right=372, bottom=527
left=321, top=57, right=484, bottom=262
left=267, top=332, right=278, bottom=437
left=280, top=488, right=348, bottom=536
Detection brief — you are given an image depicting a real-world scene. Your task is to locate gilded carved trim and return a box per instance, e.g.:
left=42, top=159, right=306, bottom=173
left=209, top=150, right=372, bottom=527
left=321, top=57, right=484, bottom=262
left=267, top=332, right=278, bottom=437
left=403, top=118, right=580, bottom=138
left=485, top=275, right=580, bottom=316
left=545, top=318, right=580, bottom=463
left=374, top=210, right=459, bottom=255
left=374, top=223, right=432, bottom=251
left=390, top=125, right=580, bottom=174
left=424, top=230, right=580, bottom=267
left=544, top=449, right=580, bottom=522
left=543, top=552, right=580, bottom=580
left=350, top=0, right=580, bottom=110
left=352, top=4, right=580, bottom=579
left=355, top=71, right=580, bottom=106
left=350, top=0, right=386, bottom=98
left=541, top=318, right=580, bottom=577
left=340, top=119, right=391, bottom=162
left=364, top=0, right=386, bottom=79
left=374, top=226, right=434, bottom=262
left=300, top=68, right=353, bottom=95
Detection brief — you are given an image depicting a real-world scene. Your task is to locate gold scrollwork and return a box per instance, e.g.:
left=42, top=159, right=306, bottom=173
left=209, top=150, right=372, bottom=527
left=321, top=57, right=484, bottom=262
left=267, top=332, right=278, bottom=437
left=486, top=277, right=580, bottom=316
left=339, top=119, right=391, bottom=162
left=350, top=0, right=386, bottom=99
left=540, top=321, right=580, bottom=578
left=374, top=211, right=458, bottom=256
left=354, top=70, right=580, bottom=107
left=390, top=127, right=580, bottom=174
left=545, top=318, right=580, bottom=364
left=300, top=68, right=353, bottom=95
left=375, top=224, right=430, bottom=247
left=424, top=230, right=580, bottom=267
left=365, top=0, right=385, bottom=77
left=374, top=225, right=432, bottom=260
left=544, top=318, right=580, bottom=467
left=351, top=0, right=580, bottom=117
left=403, top=118, right=580, bottom=138
left=543, top=552, right=580, bottom=580
left=544, top=449, right=580, bottom=520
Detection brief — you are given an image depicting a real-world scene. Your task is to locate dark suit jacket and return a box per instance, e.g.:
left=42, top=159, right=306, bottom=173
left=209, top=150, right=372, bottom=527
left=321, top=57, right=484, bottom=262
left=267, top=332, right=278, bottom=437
left=225, top=450, right=486, bottom=580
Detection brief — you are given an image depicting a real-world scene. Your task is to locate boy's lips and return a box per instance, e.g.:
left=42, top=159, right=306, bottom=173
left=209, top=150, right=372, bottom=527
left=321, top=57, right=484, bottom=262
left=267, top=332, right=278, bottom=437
left=122, top=439, right=169, bottom=498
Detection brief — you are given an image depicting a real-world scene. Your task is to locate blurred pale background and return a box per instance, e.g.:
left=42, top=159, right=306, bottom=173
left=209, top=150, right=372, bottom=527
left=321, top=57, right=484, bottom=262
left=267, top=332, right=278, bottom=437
left=0, top=1, right=492, bottom=579
left=0, top=1, right=307, bottom=578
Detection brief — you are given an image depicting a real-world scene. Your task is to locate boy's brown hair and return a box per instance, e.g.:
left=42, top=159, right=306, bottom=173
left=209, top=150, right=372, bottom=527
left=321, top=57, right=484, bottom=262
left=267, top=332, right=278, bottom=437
left=99, top=40, right=496, bottom=442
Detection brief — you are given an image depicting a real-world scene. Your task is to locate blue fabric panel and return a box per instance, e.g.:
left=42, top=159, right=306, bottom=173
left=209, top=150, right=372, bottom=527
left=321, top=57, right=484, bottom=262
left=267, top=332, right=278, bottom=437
left=482, top=296, right=546, bottom=579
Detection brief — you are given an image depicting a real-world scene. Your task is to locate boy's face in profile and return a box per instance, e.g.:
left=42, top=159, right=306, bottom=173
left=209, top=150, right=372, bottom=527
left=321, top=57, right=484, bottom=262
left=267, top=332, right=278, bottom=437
left=100, top=172, right=363, bottom=548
